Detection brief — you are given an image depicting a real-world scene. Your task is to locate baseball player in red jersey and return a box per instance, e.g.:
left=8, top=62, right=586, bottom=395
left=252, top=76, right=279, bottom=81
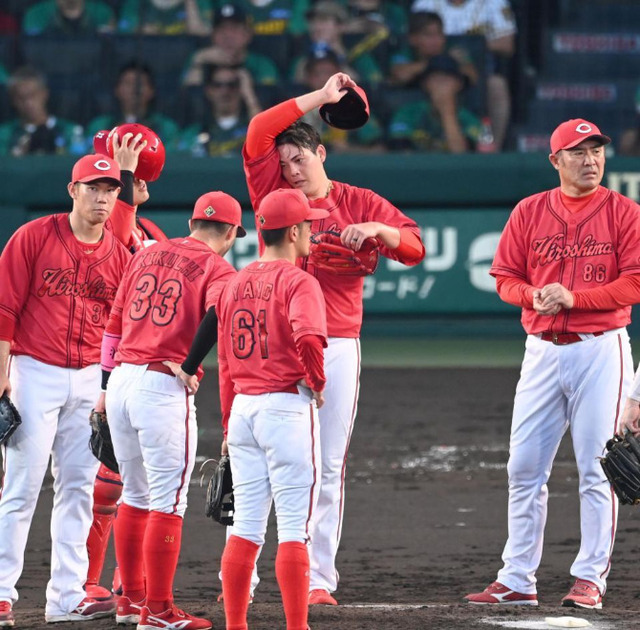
left=102, top=192, right=243, bottom=629
left=242, top=72, right=425, bottom=604
left=215, top=188, right=328, bottom=630
left=0, top=155, right=130, bottom=627
left=465, top=119, right=640, bottom=609
left=86, top=127, right=169, bottom=602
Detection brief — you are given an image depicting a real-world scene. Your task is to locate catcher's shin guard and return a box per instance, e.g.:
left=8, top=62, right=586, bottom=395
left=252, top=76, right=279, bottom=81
left=86, top=464, right=123, bottom=588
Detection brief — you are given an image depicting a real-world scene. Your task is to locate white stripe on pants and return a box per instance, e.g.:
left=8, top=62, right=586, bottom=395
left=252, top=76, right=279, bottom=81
left=0, top=355, right=100, bottom=616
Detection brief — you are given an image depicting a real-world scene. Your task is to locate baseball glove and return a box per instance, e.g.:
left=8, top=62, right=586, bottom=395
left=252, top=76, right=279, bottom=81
left=201, top=456, right=234, bottom=525
left=0, top=393, right=21, bottom=445
left=88, top=409, right=119, bottom=474
left=309, top=230, right=379, bottom=276
left=600, top=432, right=640, bottom=505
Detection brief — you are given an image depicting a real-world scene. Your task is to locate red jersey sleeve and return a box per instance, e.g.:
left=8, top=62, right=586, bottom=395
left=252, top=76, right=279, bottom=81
left=572, top=273, right=640, bottom=310
left=490, top=202, right=528, bottom=280
left=108, top=198, right=137, bottom=250
left=495, top=275, right=535, bottom=308
left=295, top=334, right=326, bottom=392
left=0, top=223, right=40, bottom=329
left=613, top=193, right=640, bottom=276
left=205, top=263, right=237, bottom=311
left=360, top=189, right=425, bottom=265
left=286, top=272, right=327, bottom=342
left=244, top=98, right=304, bottom=159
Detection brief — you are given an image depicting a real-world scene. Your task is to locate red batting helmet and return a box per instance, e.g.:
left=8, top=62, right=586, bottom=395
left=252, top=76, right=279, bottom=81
left=319, top=85, right=370, bottom=130
left=94, top=123, right=166, bottom=182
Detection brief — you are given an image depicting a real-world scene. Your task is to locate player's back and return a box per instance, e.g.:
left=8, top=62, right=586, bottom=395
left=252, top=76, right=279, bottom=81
left=218, top=259, right=326, bottom=396
left=116, top=236, right=236, bottom=365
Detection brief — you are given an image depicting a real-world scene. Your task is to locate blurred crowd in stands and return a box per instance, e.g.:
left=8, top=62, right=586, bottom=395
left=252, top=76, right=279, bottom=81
left=0, top=0, right=638, bottom=157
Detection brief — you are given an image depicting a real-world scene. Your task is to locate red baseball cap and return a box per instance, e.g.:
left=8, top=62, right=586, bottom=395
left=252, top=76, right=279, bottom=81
left=72, top=154, right=123, bottom=187
left=550, top=119, right=611, bottom=154
left=257, top=188, right=329, bottom=230
left=192, top=191, right=246, bottom=237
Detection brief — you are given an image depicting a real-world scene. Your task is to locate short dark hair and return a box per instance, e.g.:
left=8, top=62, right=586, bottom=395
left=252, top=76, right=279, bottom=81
left=190, top=219, right=234, bottom=235
left=118, top=61, right=155, bottom=87
left=409, top=11, right=443, bottom=34
left=276, top=121, right=322, bottom=153
left=261, top=226, right=289, bottom=246
left=8, top=65, right=47, bottom=91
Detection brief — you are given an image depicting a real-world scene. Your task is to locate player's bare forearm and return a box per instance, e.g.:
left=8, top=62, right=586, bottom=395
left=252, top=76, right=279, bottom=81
left=341, top=222, right=400, bottom=250
left=0, top=340, right=11, bottom=396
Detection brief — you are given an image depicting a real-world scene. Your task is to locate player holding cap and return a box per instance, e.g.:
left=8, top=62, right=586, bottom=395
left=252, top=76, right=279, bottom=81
left=242, top=72, right=425, bottom=604
left=465, top=119, right=640, bottom=609
left=103, top=192, right=243, bottom=629
left=215, top=188, right=328, bottom=630
left=0, top=155, right=130, bottom=626
left=85, top=123, right=169, bottom=601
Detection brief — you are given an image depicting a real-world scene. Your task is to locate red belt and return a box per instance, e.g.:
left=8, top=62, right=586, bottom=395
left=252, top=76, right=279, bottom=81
left=540, top=331, right=605, bottom=346
left=146, top=362, right=175, bottom=376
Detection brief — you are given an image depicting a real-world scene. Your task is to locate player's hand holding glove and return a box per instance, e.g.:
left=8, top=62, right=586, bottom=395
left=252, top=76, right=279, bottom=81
left=600, top=431, right=640, bottom=505
left=309, top=230, right=379, bottom=276
left=0, top=393, right=22, bottom=445
left=200, top=456, right=234, bottom=525
left=89, top=409, right=120, bottom=473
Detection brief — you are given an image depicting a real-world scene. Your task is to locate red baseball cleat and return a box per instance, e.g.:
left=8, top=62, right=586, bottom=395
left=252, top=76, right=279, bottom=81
left=45, top=596, right=116, bottom=622
left=116, top=595, right=144, bottom=625
left=137, top=605, right=212, bottom=629
left=464, top=581, right=538, bottom=606
left=0, top=601, right=14, bottom=627
left=561, top=579, right=602, bottom=609
left=308, top=589, right=338, bottom=606
left=85, top=583, right=115, bottom=601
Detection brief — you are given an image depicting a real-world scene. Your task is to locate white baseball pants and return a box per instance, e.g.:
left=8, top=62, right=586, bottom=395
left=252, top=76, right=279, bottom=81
left=227, top=391, right=321, bottom=546
left=497, top=329, right=632, bottom=595
left=106, top=363, right=197, bottom=517
left=0, top=355, right=100, bottom=616
left=309, top=337, right=361, bottom=593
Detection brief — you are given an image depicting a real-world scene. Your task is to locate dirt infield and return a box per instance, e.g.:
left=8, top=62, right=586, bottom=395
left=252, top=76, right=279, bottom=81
left=8, top=367, right=640, bottom=629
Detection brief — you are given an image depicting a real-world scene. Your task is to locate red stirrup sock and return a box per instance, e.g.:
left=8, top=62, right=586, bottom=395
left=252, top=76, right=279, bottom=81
left=144, top=511, right=183, bottom=613
left=276, top=541, right=310, bottom=630
left=114, top=503, right=148, bottom=603
left=221, top=535, right=260, bottom=630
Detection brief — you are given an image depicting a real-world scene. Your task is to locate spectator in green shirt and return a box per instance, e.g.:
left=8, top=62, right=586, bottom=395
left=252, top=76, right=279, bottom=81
left=0, top=66, right=83, bottom=156
left=390, top=11, right=477, bottom=88
left=388, top=54, right=480, bottom=153
left=118, top=0, right=212, bottom=35
left=178, top=65, right=262, bottom=156
left=211, top=0, right=309, bottom=35
left=22, top=0, right=116, bottom=35
left=290, top=0, right=383, bottom=86
left=85, top=62, right=181, bottom=150
left=298, top=48, right=385, bottom=153
left=182, top=4, right=280, bottom=87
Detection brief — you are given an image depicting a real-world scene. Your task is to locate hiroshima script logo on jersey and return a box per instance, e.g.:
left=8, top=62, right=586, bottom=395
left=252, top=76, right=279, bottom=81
left=37, top=268, right=118, bottom=300
left=531, top=234, right=613, bottom=267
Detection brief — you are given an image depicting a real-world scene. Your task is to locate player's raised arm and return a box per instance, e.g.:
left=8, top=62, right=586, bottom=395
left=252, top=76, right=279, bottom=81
left=245, top=72, right=357, bottom=159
